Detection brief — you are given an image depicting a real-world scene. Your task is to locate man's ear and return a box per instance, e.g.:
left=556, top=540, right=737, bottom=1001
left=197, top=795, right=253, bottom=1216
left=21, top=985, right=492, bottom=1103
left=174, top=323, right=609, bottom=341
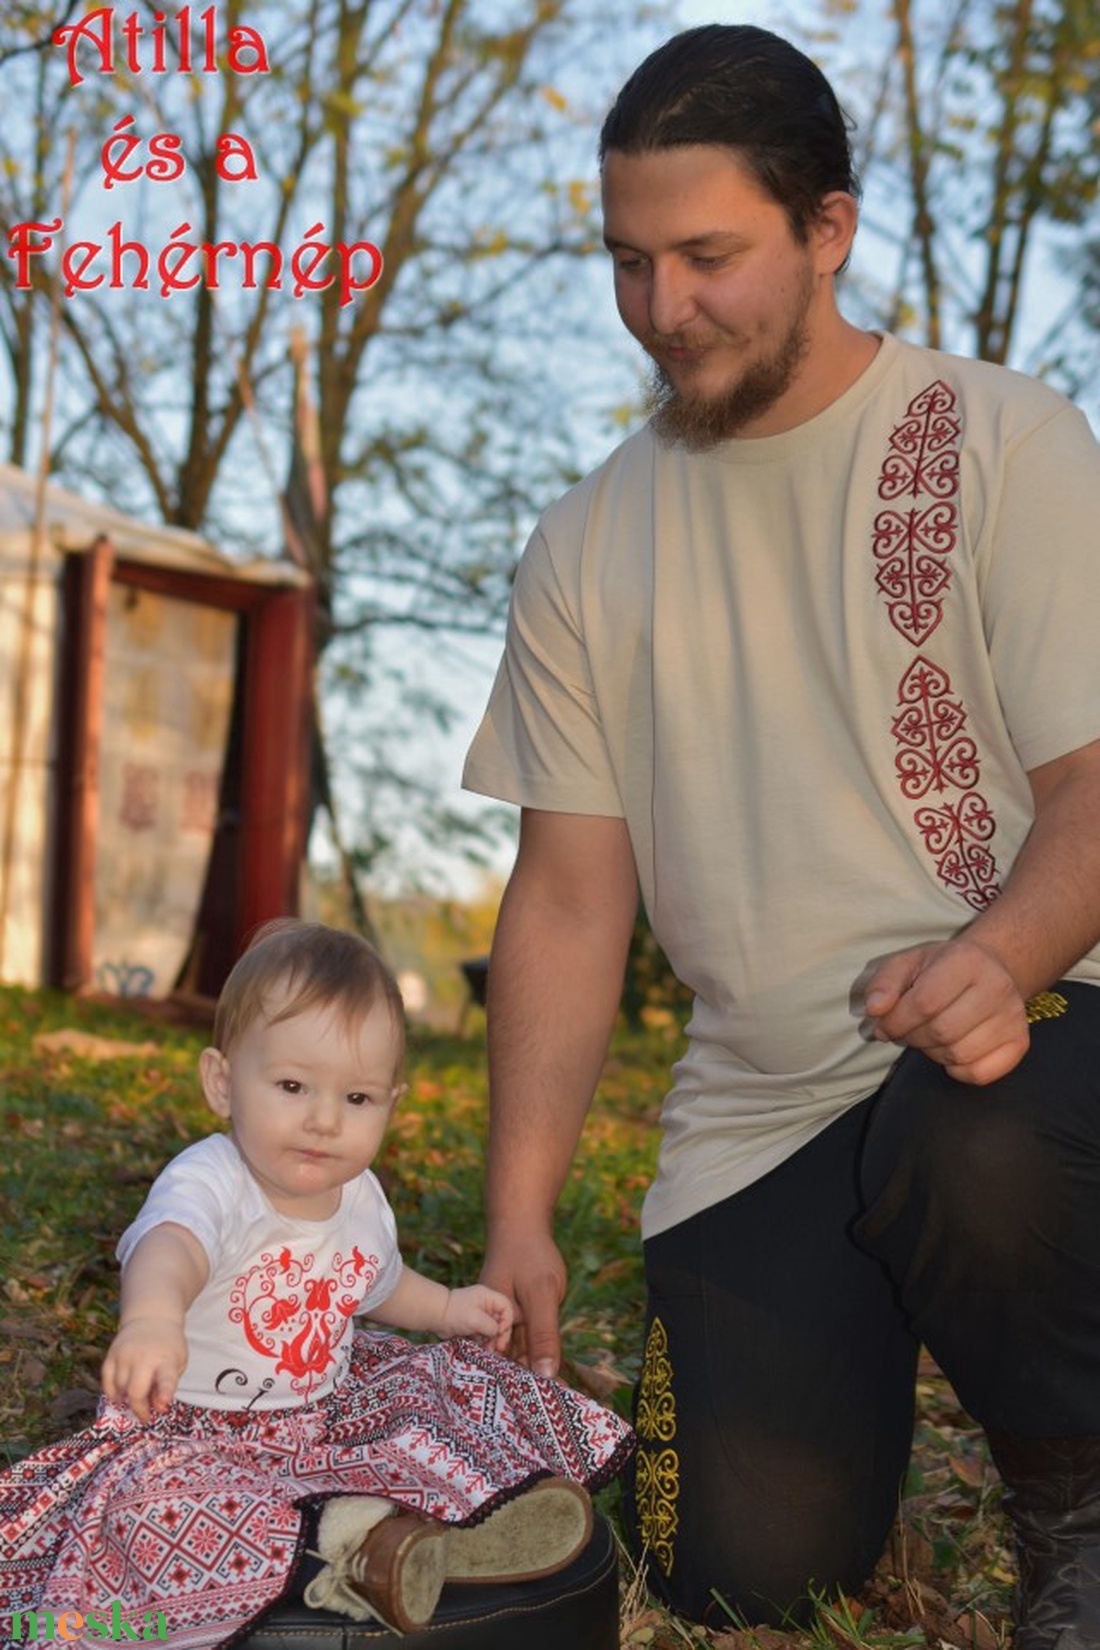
left=199, top=1047, right=232, bottom=1120
left=812, top=190, right=860, bottom=276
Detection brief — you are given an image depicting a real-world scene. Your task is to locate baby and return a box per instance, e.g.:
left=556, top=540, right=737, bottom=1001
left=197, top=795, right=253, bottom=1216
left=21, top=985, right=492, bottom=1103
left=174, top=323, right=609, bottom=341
left=0, top=921, right=634, bottom=1645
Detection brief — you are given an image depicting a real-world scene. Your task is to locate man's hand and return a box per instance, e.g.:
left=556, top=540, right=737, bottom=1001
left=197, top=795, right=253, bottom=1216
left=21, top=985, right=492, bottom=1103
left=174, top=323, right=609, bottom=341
left=481, top=1228, right=567, bottom=1378
left=101, top=1317, right=188, bottom=1421
left=861, top=936, right=1030, bottom=1085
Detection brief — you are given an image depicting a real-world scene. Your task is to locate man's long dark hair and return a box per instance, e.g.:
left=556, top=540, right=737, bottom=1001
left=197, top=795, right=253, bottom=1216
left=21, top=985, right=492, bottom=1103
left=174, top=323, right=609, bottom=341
left=599, top=25, right=859, bottom=243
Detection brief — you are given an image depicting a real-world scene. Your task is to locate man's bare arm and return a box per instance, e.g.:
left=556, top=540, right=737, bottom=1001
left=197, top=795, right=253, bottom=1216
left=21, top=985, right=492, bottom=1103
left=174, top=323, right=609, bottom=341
left=481, top=808, right=639, bottom=1375
left=863, top=737, right=1100, bottom=1084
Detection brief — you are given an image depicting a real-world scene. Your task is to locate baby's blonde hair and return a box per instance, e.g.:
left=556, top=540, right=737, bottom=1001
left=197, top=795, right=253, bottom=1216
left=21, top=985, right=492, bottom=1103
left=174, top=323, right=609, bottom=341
left=213, top=920, right=406, bottom=1066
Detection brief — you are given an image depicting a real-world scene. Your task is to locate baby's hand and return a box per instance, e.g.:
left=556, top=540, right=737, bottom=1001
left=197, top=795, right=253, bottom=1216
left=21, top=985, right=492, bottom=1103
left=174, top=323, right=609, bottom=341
left=441, top=1284, right=515, bottom=1352
left=101, top=1318, right=188, bottom=1422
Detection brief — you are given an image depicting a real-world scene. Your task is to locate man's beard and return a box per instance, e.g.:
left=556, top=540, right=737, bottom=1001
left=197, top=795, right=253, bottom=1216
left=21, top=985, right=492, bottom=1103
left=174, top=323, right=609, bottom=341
left=644, top=276, right=814, bottom=451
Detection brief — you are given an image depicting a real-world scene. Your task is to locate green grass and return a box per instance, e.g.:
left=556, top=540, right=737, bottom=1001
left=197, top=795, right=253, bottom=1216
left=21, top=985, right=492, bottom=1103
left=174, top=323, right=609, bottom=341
left=0, top=987, right=1012, bottom=1646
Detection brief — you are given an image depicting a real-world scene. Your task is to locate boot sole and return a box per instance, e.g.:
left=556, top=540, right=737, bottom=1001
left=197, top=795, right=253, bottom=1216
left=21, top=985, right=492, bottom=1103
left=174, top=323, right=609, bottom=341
left=447, top=1477, right=594, bottom=1584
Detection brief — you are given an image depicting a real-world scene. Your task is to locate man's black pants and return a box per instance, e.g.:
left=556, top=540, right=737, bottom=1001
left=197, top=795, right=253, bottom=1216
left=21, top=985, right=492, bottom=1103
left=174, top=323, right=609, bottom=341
left=623, top=982, right=1100, bottom=1627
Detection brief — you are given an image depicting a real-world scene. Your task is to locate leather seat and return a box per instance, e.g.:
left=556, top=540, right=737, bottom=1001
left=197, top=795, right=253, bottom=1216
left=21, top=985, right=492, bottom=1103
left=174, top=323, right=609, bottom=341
left=237, top=1512, right=620, bottom=1650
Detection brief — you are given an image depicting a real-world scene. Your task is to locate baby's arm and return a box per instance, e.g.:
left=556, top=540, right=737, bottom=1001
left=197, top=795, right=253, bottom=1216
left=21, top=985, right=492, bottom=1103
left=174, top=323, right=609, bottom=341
left=101, top=1223, right=209, bottom=1421
left=368, top=1267, right=514, bottom=1351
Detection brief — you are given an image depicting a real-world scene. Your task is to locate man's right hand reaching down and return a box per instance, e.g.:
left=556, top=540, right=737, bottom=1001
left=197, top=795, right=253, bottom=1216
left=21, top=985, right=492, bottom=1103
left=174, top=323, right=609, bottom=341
left=481, top=1227, right=567, bottom=1379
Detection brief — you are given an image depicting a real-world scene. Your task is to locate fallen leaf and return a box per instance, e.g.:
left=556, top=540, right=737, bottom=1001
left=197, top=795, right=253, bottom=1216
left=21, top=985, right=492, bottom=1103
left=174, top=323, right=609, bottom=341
left=0, top=1318, right=54, bottom=1342
left=49, top=1388, right=98, bottom=1426
left=561, top=1353, right=630, bottom=1400
left=884, top=1512, right=938, bottom=1586
left=952, top=1608, right=1000, bottom=1649
left=948, top=1452, right=988, bottom=1489
left=709, top=1631, right=795, bottom=1649
left=592, top=1257, right=636, bottom=1287
left=33, top=1029, right=158, bottom=1061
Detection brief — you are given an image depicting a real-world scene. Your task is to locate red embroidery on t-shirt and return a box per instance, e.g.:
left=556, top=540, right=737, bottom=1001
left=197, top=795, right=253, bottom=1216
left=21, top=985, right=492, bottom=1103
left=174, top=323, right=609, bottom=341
left=892, top=656, right=980, bottom=798
left=229, top=1247, right=382, bottom=1399
left=877, top=379, right=961, bottom=501
left=872, top=502, right=957, bottom=646
left=874, top=380, right=1001, bottom=909
left=874, top=381, right=961, bottom=645
left=914, top=795, right=1000, bottom=910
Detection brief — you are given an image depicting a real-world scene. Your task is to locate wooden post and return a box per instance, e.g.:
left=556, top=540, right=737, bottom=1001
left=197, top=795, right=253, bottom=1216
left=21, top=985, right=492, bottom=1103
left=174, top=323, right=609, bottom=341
left=236, top=582, right=316, bottom=946
left=48, top=538, right=114, bottom=990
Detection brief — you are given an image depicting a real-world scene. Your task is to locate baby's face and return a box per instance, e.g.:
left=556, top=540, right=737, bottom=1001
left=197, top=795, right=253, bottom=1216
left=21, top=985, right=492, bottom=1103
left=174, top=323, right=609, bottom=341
left=200, top=990, right=404, bottom=1219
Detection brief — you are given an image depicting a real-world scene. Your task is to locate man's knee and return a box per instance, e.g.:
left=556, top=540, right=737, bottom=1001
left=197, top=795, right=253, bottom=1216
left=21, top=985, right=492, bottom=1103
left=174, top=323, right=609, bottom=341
left=857, top=1048, right=1063, bottom=1288
left=856, top=993, right=1100, bottom=1430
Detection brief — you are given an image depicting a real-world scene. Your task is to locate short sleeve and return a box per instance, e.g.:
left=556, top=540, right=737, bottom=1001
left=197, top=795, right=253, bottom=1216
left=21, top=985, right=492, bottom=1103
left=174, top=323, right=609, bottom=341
left=116, top=1137, right=237, bottom=1270
left=462, top=525, right=624, bottom=816
left=980, top=405, right=1100, bottom=770
left=351, top=1171, right=404, bottom=1313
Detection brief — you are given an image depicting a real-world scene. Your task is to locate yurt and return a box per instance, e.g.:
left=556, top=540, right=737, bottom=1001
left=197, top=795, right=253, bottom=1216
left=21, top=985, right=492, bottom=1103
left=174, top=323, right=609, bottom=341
left=0, top=462, right=314, bottom=1002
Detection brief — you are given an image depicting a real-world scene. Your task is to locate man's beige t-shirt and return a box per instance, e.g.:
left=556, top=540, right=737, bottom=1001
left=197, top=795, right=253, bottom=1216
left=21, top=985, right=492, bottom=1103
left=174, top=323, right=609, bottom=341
left=464, top=335, right=1100, bottom=1238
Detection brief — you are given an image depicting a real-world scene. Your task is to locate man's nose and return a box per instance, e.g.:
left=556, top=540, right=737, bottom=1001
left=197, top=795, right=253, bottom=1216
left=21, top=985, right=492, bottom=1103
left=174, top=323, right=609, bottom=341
left=648, top=260, right=697, bottom=336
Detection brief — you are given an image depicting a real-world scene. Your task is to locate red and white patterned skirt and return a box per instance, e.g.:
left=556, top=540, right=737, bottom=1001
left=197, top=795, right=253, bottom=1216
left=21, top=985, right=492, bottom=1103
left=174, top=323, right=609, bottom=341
left=0, top=1331, right=634, bottom=1650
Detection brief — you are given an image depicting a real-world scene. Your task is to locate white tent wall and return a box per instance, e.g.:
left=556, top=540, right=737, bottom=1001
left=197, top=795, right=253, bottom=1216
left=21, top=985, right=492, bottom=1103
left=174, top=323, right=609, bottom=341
left=92, top=585, right=238, bottom=997
left=0, top=541, right=59, bottom=986
left=0, top=463, right=310, bottom=998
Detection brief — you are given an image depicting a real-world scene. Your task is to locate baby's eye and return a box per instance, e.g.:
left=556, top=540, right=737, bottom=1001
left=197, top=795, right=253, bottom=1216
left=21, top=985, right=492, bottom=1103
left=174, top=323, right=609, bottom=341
left=278, top=1079, right=303, bottom=1095
left=346, top=1091, right=373, bottom=1108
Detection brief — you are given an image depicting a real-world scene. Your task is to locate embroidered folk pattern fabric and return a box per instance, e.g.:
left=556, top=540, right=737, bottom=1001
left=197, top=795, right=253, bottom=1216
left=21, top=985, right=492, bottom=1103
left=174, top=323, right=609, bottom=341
left=634, top=1318, right=679, bottom=1577
left=874, top=382, right=1001, bottom=911
left=0, top=1332, right=635, bottom=1650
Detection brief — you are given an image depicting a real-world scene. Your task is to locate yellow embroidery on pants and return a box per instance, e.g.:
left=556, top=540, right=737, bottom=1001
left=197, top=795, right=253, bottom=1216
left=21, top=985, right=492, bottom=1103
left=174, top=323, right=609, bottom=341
left=1026, top=991, right=1069, bottom=1024
left=635, top=1316, right=679, bottom=1576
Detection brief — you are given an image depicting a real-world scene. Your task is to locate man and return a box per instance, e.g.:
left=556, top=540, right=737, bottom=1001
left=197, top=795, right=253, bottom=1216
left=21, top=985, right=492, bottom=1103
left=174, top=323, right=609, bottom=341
left=462, top=24, right=1100, bottom=1644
